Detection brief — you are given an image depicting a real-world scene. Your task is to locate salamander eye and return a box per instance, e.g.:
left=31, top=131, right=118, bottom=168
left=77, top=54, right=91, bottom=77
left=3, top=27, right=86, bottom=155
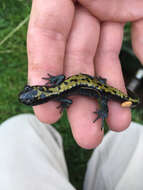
left=24, top=85, right=32, bottom=91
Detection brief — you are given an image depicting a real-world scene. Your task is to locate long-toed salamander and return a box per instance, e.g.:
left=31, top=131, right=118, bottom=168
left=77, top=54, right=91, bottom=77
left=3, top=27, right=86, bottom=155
left=19, top=73, right=140, bottom=128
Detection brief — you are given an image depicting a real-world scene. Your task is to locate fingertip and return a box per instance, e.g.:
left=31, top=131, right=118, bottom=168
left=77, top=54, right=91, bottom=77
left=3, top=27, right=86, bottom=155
left=72, top=124, right=104, bottom=149
left=107, top=102, right=131, bottom=132
left=33, top=102, right=61, bottom=124
left=68, top=97, right=104, bottom=149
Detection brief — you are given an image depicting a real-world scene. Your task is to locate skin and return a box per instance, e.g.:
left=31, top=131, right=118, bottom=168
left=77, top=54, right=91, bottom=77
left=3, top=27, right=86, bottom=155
left=27, top=0, right=143, bottom=149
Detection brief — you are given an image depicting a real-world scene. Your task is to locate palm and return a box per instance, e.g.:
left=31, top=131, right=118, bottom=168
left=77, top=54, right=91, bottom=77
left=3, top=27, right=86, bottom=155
left=79, top=0, right=143, bottom=21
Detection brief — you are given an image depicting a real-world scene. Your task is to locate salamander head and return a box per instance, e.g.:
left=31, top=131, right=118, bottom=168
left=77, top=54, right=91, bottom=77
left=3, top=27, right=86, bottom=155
left=19, top=85, right=48, bottom=106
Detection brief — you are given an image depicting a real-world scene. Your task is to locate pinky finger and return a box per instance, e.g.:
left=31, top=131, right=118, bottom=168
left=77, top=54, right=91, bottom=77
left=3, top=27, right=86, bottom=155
left=131, top=19, right=143, bottom=65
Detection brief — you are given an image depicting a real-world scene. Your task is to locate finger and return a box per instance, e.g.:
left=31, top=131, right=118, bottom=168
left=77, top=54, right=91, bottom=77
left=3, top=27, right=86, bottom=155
left=64, top=6, right=103, bottom=149
left=78, top=0, right=143, bottom=22
left=131, top=19, right=143, bottom=65
left=94, top=22, right=131, bottom=131
left=27, top=0, right=75, bottom=123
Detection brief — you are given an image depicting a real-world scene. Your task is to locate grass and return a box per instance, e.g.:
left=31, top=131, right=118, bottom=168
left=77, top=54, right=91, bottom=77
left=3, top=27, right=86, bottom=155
left=0, top=1, right=143, bottom=189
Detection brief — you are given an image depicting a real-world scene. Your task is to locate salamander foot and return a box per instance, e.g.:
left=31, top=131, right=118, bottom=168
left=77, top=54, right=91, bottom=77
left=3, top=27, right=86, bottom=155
left=56, top=98, right=72, bottom=113
left=42, top=73, right=65, bottom=86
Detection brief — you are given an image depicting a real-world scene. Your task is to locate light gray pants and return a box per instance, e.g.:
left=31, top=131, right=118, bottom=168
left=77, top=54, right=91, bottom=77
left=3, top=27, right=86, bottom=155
left=0, top=114, right=143, bottom=190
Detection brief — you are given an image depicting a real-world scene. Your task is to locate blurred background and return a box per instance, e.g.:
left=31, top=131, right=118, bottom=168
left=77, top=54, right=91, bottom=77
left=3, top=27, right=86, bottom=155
left=0, top=1, right=143, bottom=189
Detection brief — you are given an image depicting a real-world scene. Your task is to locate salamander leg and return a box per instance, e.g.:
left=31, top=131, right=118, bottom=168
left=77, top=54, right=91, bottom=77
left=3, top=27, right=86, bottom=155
left=56, top=98, right=72, bottom=113
left=93, top=98, right=108, bottom=129
left=42, top=73, right=65, bottom=86
left=95, top=76, right=107, bottom=84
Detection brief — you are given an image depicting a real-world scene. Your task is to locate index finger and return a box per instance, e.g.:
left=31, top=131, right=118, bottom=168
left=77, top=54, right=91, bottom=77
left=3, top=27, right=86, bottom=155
left=27, top=0, right=75, bottom=123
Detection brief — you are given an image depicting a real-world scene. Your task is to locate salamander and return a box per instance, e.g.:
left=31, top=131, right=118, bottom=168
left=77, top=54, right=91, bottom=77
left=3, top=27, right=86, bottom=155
left=19, top=73, right=140, bottom=129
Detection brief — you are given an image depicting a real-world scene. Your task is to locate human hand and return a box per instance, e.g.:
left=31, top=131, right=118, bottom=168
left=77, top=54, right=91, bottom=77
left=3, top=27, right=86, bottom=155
left=27, top=0, right=143, bottom=149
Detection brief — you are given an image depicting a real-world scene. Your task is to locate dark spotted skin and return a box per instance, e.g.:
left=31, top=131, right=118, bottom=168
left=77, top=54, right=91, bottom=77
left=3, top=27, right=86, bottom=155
left=19, top=73, right=140, bottom=129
